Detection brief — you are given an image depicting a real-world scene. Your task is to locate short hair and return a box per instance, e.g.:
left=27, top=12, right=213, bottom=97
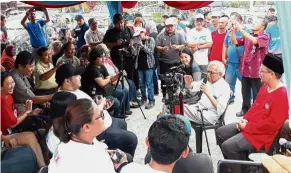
left=170, top=14, right=177, bottom=18
left=88, top=18, right=97, bottom=26
left=221, top=14, right=229, bottom=19
left=15, top=51, right=34, bottom=68
left=37, top=47, right=49, bottom=57
left=148, top=115, right=189, bottom=165
left=98, top=43, right=110, bottom=57
left=259, top=16, right=269, bottom=29
left=208, top=60, right=225, bottom=76
left=269, top=8, right=275, bottom=12
left=62, top=42, right=74, bottom=52
left=134, top=17, right=144, bottom=26
left=231, top=13, right=243, bottom=22
left=1, top=14, right=6, bottom=21
left=204, top=11, right=211, bottom=18
left=89, top=45, right=105, bottom=64
left=113, top=13, right=123, bottom=24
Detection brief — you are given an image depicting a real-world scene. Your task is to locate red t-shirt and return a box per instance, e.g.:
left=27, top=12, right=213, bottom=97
left=242, top=84, right=289, bottom=150
left=209, top=30, right=227, bottom=62
left=1, top=95, right=18, bottom=135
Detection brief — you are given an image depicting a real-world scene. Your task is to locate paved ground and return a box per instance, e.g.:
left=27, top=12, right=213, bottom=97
left=126, top=80, right=243, bottom=172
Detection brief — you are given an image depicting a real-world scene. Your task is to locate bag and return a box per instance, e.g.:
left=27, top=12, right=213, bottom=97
left=12, top=116, right=48, bottom=134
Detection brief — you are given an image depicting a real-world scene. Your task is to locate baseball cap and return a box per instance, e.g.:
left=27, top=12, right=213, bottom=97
left=162, top=13, right=169, bottom=18
left=165, top=17, right=177, bottom=26
left=211, top=11, right=221, bottom=17
left=195, top=13, right=205, bottom=20
left=55, top=64, right=84, bottom=86
left=75, top=15, right=84, bottom=21
left=133, top=27, right=146, bottom=37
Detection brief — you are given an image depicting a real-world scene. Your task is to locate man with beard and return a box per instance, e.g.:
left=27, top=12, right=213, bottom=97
left=103, top=13, right=135, bottom=81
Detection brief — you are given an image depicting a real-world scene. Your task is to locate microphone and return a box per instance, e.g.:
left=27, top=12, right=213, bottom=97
left=279, top=138, right=291, bottom=151
left=169, top=64, right=190, bottom=71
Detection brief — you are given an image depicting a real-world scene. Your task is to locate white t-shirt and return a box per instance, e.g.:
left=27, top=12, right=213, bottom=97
left=48, top=139, right=115, bottom=173
left=121, top=163, right=166, bottom=173
left=186, top=27, right=212, bottom=65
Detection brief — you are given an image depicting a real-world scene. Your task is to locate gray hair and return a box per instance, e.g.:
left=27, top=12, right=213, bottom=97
left=98, top=43, right=110, bottom=57
left=208, top=60, right=225, bottom=76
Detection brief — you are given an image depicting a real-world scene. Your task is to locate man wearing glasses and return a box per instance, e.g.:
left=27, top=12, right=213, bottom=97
left=186, top=13, right=213, bottom=73
left=183, top=61, right=231, bottom=125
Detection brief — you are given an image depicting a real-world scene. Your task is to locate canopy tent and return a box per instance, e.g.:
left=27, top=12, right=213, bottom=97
left=20, top=1, right=291, bottom=127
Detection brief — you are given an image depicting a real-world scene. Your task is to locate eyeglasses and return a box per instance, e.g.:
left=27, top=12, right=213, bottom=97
left=207, top=70, right=219, bottom=75
left=95, top=110, right=104, bottom=120
left=259, top=69, right=272, bottom=74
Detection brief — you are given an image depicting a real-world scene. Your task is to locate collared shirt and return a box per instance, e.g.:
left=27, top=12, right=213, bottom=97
left=133, top=37, right=156, bottom=70
left=84, top=29, right=104, bottom=46
left=10, top=68, right=35, bottom=112
left=74, top=23, right=89, bottom=51
left=187, top=78, right=230, bottom=124
left=56, top=55, right=80, bottom=68
left=156, top=30, right=185, bottom=64
left=35, top=61, right=58, bottom=90
left=237, top=31, right=270, bottom=78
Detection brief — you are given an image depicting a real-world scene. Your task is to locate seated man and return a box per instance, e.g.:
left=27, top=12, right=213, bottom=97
left=56, top=42, right=80, bottom=68
left=10, top=51, right=53, bottom=113
left=121, top=115, right=213, bottom=173
left=184, top=60, right=231, bottom=125
left=216, top=54, right=289, bottom=160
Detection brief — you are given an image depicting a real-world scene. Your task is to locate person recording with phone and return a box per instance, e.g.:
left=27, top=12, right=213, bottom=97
left=103, top=13, right=135, bottom=81
left=21, top=7, right=50, bottom=62
left=183, top=61, right=230, bottom=125
left=132, top=27, right=156, bottom=109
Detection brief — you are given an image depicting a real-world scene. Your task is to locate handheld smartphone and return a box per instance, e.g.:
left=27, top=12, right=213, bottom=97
left=64, top=59, right=71, bottom=64
left=35, top=7, right=43, bottom=11
left=111, top=150, right=123, bottom=163
left=217, top=160, right=269, bottom=173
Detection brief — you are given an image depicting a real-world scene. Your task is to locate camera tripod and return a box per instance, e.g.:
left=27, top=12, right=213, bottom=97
left=114, top=50, right=146, bottom=119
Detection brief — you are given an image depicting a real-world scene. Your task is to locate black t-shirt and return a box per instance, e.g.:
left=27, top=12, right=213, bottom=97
left=138, top=40, right=149, bottom=70
left=103, top=26, right=133, bottom=67
left=156, top=24, right=164, bottom=34
left=81, top=64, right=109, bottom=96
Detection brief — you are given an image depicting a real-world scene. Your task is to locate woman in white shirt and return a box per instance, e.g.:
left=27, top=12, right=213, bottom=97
left=48, top=99, right=127, bottom=173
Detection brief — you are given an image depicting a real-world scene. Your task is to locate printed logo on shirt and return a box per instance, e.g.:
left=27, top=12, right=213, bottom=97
left=265, top=103, right=270, bottom=110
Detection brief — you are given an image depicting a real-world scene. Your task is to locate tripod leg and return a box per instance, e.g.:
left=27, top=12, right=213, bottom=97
left=200, top=110, right=211, bottom=156
left=124, top=76, right=147, bottom=119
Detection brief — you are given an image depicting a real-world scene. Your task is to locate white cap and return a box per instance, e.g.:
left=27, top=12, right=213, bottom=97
left=165, top=17, right=177, bottom=26
left=211, top=11, right=221, bottom=17
left=133, top=27, right=146, bottom=37
left=195, top=13, right=204, bottom=20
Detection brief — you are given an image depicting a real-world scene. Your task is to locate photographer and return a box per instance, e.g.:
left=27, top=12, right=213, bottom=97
left=103, top=13, right=135, bottom=81
left=21, top=7, right=50, bottom=61
left=184, top=61, right=230, bottom=125
left=132, top=27, right=156, bottom=109
left=49, top=99, right=128, bottom=173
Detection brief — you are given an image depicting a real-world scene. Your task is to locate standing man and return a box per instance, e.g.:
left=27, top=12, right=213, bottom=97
left=231, top=17, right=270, bottom=117
left=186, top=13, right=212, bottom=73
left=208, top=11, right=221, bottom=32
left=209, top=17, right=228, bottom=62
left=1, top=15, right=8, bottom=43
left=103, top=14, right=135, bottom=81
left=71, top=15, right=89, bottom=53
left=84, top=18, right=104, bottom=48
left=156, top=17, right=185, bottom=98
left=21, top=7, right=50, bottom=61
left=265, top=16, right=281, bottom=55
left=223, top=13, right=251, bottom=104
left=156, top=14, right=169, bottom=34
left=267, top=8, right=276, bottom=17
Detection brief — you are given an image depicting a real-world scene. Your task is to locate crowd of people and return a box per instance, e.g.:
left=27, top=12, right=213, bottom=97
left=1, top=6, right=290, bottom=173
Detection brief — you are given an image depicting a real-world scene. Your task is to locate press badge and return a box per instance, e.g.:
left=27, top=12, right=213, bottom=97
left=265, top=103, right=270, bottom=110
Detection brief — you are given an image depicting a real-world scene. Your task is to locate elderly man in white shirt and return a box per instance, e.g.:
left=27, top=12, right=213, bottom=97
left=184, top=60, right=230, bottom=125
left=84, top=18, right=104, bottom=48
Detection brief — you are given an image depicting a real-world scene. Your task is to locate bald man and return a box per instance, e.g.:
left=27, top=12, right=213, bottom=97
left=209, top=17, right=228, bottom=62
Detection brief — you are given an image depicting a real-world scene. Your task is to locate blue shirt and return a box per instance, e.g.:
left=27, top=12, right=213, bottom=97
left=224, top=29, right=251, bottom=64
left=266, top=23, right=281, bottom=54
left=26, top=20, right=48, bottom=47
left=74, top=23, right=89, bottom=51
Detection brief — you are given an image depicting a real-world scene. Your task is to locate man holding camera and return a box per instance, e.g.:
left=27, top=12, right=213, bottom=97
left=156, top=17, right=185, bottom=98
left=21, top=7, right=50, bottom=61
left=183, top=61, right=230, bottom=125
left=103, top=13, right=135, bottom=80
